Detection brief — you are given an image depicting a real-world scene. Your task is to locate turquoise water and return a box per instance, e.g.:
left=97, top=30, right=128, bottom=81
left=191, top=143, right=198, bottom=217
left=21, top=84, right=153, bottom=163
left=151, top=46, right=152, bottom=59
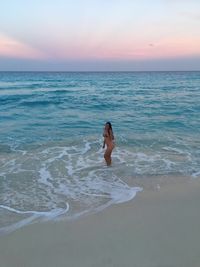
left=0, top=71, right=200, bottom=234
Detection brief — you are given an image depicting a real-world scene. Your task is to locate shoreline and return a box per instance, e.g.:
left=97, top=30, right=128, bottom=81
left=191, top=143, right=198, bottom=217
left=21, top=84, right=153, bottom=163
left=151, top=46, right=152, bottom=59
left=1, top=178, right=200, bottom=267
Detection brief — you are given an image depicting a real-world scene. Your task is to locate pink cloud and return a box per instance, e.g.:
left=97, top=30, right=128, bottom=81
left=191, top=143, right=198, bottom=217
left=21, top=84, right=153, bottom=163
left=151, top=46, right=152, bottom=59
left=1, top=32, right=199, bottom=62
left=51, top=35, right=200, bottom=61
left=0, top=34, right=47, bottom=59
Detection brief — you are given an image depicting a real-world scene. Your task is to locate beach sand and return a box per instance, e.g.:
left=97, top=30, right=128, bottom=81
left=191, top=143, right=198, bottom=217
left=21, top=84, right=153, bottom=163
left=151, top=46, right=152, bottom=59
left=0, top=178, right=200, bottom=267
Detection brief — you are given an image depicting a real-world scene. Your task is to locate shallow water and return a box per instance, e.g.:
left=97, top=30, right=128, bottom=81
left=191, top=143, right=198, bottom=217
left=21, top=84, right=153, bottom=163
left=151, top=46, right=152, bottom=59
left=0, top=71, right=200, bottom=234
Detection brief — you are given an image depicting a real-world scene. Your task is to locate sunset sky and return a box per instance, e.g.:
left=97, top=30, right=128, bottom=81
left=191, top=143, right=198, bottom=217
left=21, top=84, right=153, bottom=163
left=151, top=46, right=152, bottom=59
left=0, top=0, right=200, bottom=71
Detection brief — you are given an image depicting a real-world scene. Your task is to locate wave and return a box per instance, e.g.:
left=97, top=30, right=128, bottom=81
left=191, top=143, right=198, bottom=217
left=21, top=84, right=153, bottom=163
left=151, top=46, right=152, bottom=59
left=19, top=99, right=63, bottom=107
left=0, top=204, right=69, bottom=235
left=1, top=135, right=199, bottom=235
left=0, top=139, right=145, bottom=235
left=0, top=71, right=200, bottom=235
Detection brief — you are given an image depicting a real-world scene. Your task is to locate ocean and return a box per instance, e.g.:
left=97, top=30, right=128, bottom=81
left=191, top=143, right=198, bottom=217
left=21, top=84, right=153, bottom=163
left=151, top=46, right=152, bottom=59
left=0, top=71, right=200, bottom=234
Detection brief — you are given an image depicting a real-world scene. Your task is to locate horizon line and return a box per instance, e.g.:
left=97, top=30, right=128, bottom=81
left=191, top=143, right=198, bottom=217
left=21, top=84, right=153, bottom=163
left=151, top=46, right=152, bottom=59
left=0, top=70, right=200, bottom=73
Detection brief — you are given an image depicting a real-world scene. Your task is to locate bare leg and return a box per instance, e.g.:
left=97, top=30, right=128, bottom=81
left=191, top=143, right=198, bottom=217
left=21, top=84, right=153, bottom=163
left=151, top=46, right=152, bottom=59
left=104, top=148, right=113, bottom=166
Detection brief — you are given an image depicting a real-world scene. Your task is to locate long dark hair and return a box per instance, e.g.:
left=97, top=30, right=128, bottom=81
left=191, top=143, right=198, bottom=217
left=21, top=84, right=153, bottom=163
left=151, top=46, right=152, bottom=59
left=106, top=121, right=114, bottom=138
left=106, top=121, right=113, bottom=132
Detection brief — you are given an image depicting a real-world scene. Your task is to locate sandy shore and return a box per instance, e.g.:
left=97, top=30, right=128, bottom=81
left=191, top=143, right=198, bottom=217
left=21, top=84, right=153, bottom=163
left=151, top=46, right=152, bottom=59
left=1, top=178, right=200, bottom=267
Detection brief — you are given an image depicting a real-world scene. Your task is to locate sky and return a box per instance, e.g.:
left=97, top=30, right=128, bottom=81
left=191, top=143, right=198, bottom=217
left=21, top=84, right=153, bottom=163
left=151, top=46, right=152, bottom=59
left=0, top=0, right=200, bottom=71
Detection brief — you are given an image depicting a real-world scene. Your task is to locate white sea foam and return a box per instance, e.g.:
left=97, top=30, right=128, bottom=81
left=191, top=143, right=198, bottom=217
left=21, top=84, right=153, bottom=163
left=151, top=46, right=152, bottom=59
left=0, top=204, right=69, bottom=235
left=0, top=140, right=144, bottom=235
left=38, top=167, right=54, bottom=188
left=0, top=137, right=199, bottom=235
left=0, top=203, right=69, bottom=217
left=192, top=171, right=200, bottom=178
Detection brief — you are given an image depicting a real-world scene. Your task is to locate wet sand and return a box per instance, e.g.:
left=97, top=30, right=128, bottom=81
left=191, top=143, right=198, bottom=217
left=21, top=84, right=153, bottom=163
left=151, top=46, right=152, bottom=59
left=0, top=178, right=200, bottom=267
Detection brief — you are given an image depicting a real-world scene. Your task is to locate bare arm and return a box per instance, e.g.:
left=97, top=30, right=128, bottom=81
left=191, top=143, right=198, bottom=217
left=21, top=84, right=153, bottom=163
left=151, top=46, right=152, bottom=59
left=102, top=130, right=108, bottom=148
left=102, top=139, right=105, bottom=149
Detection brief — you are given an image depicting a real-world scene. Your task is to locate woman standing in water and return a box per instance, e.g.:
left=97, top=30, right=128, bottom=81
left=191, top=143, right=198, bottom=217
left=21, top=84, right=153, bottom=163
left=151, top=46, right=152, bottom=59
left=103, top=122, right=115, bottom=166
